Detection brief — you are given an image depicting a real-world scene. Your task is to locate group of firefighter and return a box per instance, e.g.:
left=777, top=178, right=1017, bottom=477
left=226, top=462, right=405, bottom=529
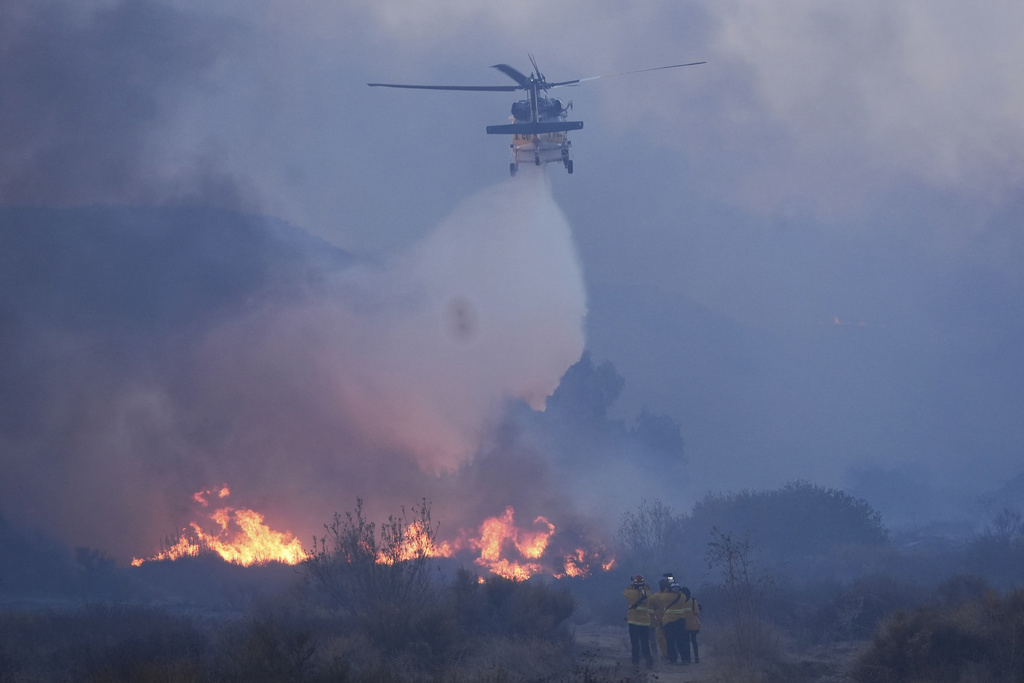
left=623, top=573, right=701, bottom=669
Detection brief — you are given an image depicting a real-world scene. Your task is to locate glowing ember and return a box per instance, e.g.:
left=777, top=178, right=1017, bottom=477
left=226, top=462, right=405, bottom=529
left=132, top=487, right=306, bottom=567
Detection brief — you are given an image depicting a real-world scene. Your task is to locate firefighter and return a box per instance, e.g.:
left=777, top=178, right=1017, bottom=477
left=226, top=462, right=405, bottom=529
left=651, top=579, right=689, bottom=664
left=680, top=586, right=701, bottom=664
left=651, top=577, right=671, bottom=659
left=622, top=574, right=655, bottom=668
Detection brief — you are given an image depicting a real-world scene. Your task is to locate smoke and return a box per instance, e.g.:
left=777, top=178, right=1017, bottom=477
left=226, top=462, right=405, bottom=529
left=0, top=168, right=587, bottom=561
left=0, top=0, right=243, bottom=209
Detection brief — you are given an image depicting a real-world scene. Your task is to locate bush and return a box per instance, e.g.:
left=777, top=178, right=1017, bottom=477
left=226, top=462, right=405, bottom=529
left=787, top=574, right=924, bottom=645
left=931, top=573, right=992, bottom=607
left=852, top=588, right=1024, bottom=682
left=215, top=599, right=318, bottom=681
left=475, top=574, right=576, bottom=639
left=964, top=508, right=1024, bottom=589
left=616, top=498, right=684, bottom=572
left=0, top=605, right=209, bottom=681
left=705, top=526, right=780, bottom=663
left=305, top=498, right=439, bottom=651
left=687, top=482, right=891, bottom=563
left=303, top=501, right=577, bottom=679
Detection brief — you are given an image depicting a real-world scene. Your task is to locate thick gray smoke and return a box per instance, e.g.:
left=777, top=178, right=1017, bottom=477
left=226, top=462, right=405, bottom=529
left=0, top=0, right=242, bottom=209
left=0, top=169, right=587, bottom=561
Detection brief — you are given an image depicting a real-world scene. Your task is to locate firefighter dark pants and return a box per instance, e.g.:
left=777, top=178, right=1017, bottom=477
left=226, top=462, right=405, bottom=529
left=663, top=619, right=688, bottom=662
left=627, top=624, right=653, bottom=666
left=685, top=629, right=700, bottom=663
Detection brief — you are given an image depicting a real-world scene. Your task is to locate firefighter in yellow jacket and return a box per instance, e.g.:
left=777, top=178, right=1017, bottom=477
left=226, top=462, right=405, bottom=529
left=680, top=586, right=701, bottom=664
left=622, top=574, right=655, bottom=668
left=651, top=577, right=671, bottom=659
left=650, top=580, right=690, bottom=664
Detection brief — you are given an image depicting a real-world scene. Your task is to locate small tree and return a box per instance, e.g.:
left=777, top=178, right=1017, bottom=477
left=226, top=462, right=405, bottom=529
left=967, top=507, right=1024, bottom=588
left=305, top=498, right=438, bottom=646
left=705, top=526, right=778, bottom=663
left=617, top=498, right=681, bottom=571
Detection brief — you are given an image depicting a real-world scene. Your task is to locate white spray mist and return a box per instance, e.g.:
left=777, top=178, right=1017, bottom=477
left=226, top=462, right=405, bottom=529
left=328, top=165, right=587, bottom=472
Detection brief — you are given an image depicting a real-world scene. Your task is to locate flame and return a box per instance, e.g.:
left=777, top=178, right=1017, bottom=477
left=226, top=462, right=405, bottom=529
left=468, top=506, right=548, bottom=580
left=380, top=505, right=616, bottom=581
left=561, top=549, right=589, bottom=578
left=379, top=520, right=455, bottom=564
left=553, top=547, right=617, bottom=579
left=192, top=486, right=230, bottom=505
left=452, top=505, right=618, bottom=581
left=132, top=487, right=306, bottom=567
left=134, top=492, right=615, bottom=581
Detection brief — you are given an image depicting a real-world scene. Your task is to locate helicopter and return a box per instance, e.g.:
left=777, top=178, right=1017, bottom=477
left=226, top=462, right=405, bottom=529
left=368, top=55, right=705, bottom=176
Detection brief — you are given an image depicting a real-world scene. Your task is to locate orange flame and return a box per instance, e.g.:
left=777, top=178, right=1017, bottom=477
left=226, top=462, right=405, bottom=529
left=132, top=487, right=305, bottom=567
left=378, top=520, right=455, bottom=564
left=455, top=506, right=617, bottom=580
left=134, top=493, right=615, bottom=581
left=553, top=547, right=617, bottom=579
left=464, top=506, right=553, bottom=580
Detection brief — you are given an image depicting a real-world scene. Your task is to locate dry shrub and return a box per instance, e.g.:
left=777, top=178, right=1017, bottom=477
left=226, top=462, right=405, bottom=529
left=705, top=527, right=781, bottom=664
left=0, top=605, right=208, bottom=681
left=931, top=573, right=992, bottom=607
left=852, top=588, right=1024, bottom=682
left=216, top=610, right=317, bottom=681
left=792, top=574, right=924, bottom=645
left=313, top=630, right=571, bottom=683
left=298, top=568, right=576, bottom=681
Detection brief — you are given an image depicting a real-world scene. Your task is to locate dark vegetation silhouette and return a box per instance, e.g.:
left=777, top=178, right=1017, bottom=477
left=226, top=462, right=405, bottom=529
left=1, top=502, right=578, bottom=681
left=705, top=527, right=779, bottom=662
left=2, top=493, right=1024, bottom=680
left=611, top=489, right=1024, bottom=680
left=965, top=507, right=1024, bottom=587
left=852, top=583, right=1024, bottom=682
left=305, top=497, right=438, bottom=639
left=529, top=352, right=687, bottom=477
left=616, top=498, right=680, bottom=572
left=616, top=481, right=894, bottom=589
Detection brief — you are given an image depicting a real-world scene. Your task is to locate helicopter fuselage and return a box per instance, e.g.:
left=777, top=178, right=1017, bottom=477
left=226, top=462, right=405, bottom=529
left=488, top=96, right=582, bottom=175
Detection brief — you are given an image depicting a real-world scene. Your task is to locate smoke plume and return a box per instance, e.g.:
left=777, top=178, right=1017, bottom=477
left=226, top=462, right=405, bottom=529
left=0, top=168, right=587, bottom=561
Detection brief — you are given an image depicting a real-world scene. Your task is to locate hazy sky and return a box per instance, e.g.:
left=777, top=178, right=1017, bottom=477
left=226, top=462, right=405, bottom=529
left=3, top=0, right=1023, bottom=557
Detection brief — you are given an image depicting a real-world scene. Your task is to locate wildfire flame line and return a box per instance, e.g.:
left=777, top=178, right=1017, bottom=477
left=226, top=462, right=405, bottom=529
left=134, top=490, right=614, bottom=580
left=387, top=505, right=615, bottom=581
left=131, top=487, right=306, bottom=567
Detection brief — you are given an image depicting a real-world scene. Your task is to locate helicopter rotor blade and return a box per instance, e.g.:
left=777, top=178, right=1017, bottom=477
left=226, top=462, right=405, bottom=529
left=548, top=61, right=707, bottom=88
left=367, top=82, right=519, bottom=92
left=490, top=64, right=531, bottom=88
left=370, top=60, right=705, bottom=92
